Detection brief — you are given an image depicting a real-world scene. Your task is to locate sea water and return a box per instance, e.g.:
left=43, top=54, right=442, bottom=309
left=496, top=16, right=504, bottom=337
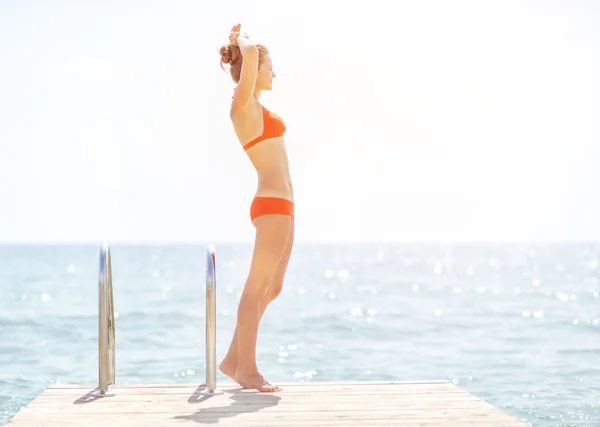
left=1, top=243, right=598, bottom=426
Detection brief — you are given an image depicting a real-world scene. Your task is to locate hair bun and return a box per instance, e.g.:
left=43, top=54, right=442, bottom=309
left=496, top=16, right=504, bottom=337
left=219, top=44, right=241, bottom=67
left=219, top=45, right=232, bottom=65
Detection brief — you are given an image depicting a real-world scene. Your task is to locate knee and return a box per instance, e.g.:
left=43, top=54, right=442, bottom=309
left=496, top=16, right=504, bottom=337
left=242, top=276, right=273, bottom=300
left=265, top=280, right=283, bottom=301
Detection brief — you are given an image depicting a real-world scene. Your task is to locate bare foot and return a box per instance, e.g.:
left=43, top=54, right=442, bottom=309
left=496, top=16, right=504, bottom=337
left=219, top=358, right=238, bottom=383
left=234, top=369, right=281, bottom=392
left=220, top=359, right=273, bottom=389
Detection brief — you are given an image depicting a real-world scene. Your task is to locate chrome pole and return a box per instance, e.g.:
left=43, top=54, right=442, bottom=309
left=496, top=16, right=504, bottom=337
left=98, top=242, right=115, bottom=393
left=106, top=244, right=115, bottom=389
left=201, top=244, right=222, bottom=395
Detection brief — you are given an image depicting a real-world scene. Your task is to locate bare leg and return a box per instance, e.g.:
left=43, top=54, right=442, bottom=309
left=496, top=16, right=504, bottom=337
left=219, top=285, right=275, bottom=384
left=231, top=214, right=292, bottom=392
left=219, top=287, right=276, bottom=384
left=220, top=218, right=295, bottom=385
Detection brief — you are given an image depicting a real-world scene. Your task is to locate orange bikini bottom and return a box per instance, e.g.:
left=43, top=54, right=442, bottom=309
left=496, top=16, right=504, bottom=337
left=250, top=197, right=295, bottom=221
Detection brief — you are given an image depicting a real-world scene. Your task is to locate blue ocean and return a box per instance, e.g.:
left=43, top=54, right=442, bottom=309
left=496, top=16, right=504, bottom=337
left=1, top=243, right=598, bottom=426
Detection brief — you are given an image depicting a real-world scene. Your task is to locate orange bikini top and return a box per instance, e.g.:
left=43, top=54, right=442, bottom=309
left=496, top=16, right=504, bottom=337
left=243, top=105, right=286, bottom=151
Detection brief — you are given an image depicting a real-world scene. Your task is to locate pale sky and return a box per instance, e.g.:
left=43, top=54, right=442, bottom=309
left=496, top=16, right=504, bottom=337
left=1, top=0, right=599, bottom=244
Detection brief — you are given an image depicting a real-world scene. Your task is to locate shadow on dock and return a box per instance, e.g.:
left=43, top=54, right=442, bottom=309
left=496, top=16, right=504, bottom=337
left=72, top=388, right=116, bottom=405
left=176, top=384, right=281, bottom=424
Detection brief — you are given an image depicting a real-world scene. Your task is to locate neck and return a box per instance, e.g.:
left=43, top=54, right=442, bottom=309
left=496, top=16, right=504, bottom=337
left=253, top=88, right=262, bottom=100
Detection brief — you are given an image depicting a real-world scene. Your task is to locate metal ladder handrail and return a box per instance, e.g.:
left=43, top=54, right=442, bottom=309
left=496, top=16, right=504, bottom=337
left=96, top=243, right=220, bottom=395
left=201, top=244, right=222, bottom=395
left=98, top=243, right=115, bottom=394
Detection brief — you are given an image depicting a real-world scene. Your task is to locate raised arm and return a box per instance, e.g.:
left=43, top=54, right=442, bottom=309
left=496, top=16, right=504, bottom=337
left=231, top=29, right=259, bottom=112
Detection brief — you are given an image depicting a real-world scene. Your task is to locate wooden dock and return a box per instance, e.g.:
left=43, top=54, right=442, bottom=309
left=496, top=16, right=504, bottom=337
left=7, top=380, right=527, bottom=426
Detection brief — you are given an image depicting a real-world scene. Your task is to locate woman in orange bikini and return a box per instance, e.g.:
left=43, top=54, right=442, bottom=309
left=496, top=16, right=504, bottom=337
left=217, top=24, right=294, bottom=392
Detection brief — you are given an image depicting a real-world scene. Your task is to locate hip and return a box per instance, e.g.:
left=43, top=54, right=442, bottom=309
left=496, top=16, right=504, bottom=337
left=250, top=196, right=294, bottom=222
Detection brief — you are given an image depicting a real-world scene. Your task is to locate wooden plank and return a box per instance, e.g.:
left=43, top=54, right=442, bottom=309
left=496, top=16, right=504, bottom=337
left=40, top=382, right=461, bottom=396
left=7, top=381, right=528, bottom=427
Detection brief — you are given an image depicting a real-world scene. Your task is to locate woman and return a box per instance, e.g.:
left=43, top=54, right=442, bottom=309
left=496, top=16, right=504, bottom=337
left=217, top=24, right=294, bottom=392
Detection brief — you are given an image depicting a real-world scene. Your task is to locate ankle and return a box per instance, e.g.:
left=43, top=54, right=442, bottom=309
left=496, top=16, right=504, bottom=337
left=222, top=351, right=237, bottom=361
left=220, top=357, right=236, bottom=366
left=235, top=364, right=258, bottom=375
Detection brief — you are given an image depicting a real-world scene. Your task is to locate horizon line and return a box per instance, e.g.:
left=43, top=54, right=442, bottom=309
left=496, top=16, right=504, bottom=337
left=0, top=239, right=598, bottom=246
